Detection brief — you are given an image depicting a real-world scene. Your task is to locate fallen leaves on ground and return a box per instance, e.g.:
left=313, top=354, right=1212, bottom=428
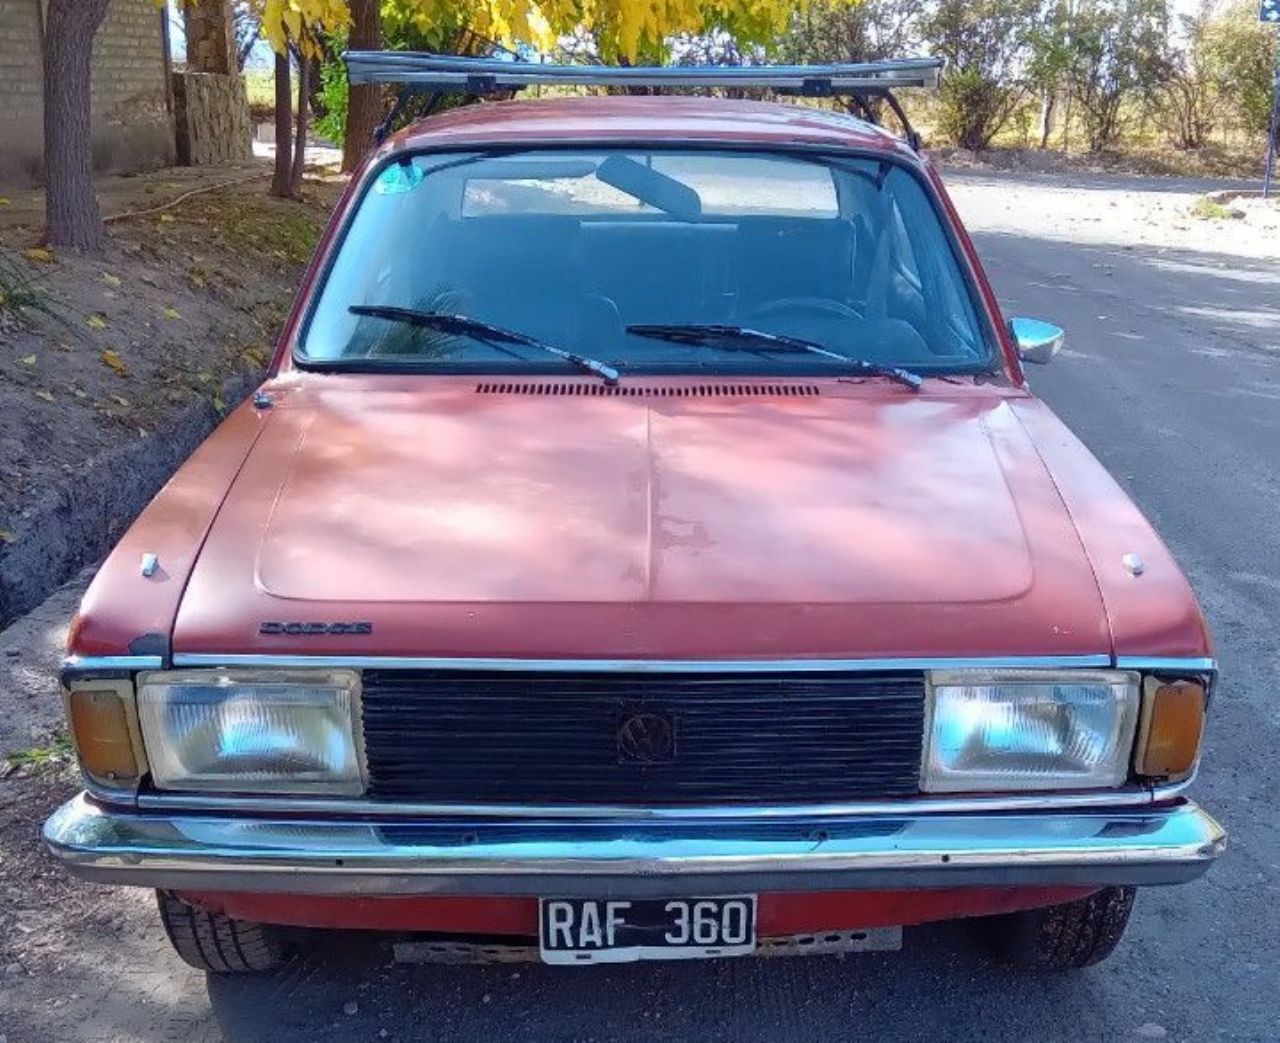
left=163, top=307, right=181, bottom=320
left=23, top=247, right=55, bottom=264
left=101, top=273, right=122, bottom=288
left=34, top=390, right=54, bottom=403
left=100, top=349, right=127, bottom=376
left=20, top=355, right=36, bottom=366
left=85, top=314, right=108, bottom=331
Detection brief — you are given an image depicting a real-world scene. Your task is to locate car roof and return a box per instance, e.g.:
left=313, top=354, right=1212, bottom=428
left=386, top=95, right=915, bottom=158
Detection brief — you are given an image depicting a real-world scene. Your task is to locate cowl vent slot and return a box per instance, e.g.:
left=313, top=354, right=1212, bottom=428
left=475, top=382, right=821, bottom=398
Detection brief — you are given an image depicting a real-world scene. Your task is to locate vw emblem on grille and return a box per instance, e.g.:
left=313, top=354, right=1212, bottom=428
left=616, top=711, right=677, bottom=765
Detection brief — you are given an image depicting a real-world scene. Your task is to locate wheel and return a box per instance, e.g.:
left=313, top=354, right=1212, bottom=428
left=156, top=890, right=292, bottom=974
left=984, top=886, right=1136, bottom=970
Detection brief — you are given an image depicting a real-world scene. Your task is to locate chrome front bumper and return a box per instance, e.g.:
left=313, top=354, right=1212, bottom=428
left=44, top=795, right=1225, bottom=897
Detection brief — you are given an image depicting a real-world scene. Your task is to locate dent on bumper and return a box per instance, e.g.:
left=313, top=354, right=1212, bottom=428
left=43, top=795, right=1225, bottom=898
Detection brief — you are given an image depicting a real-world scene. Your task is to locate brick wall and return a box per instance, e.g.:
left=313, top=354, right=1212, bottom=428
left=0, top=0, right=175, bottom=187
left=0, top=1, right=45, bottom=184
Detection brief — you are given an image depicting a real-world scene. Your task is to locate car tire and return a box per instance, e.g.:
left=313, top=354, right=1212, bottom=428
left=985, top=886, right=1136, bottom=970
left=156, top=890, right=292, bottom=974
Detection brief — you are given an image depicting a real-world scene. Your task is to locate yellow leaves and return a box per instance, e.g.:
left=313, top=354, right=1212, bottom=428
left=101, top=272, right=122, bottom=287
left=382, top=0, right=803, bottom=61
left=34, top=390, right=54, bottom=403
left=0, top=531, right=14, bottom=544
left=86, top=313, right=108, bottom=331
left=19, top=354, right=36, bottom=366
left=23, top=246, right=54, bottom=264
left=158, top=213, right=176, bottom=224
left=257, top=0, right=351, bottom=55
left=163, top=306, right=182, bottom=320
left=100, top=349, right=128, bottom=376
left=0, top=198, right=11, bottom=207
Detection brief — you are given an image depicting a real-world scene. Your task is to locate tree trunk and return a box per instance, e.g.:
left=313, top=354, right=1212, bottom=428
left=1038, top=92, right=1056, bottom=149
left=270, top=51, right=293, bottom=198
left=42, top=0, right=112, bottom=254
left=342, top=0, right=382, bottom=173
left=290, top=50, right=310, bottom=196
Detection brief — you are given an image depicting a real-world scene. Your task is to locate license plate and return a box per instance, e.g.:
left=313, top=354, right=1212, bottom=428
left=539, top=896, right=757, bottom=965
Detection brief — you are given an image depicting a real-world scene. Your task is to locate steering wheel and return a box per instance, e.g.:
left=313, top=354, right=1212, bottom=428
left=742, top=297, right=862, bottom=325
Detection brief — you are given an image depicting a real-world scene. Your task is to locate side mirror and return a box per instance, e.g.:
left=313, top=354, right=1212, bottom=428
left=1010, top=317, right=1064, bottom=365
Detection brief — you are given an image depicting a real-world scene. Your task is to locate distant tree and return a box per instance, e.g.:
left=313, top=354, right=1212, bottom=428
left=1156, top=4, right=1216, bottom=150
left=41, top=0, right=113, bottom=254
left=1064, top=0, right=1169, bottom=152
left=233, top=2, right=262, bottom=69
left=1200, top=0, right=1277, bottom=138
left=921, top=0, right=1040, bottom=150
left=781, top=0, right=924, bottom=65
left=1026, top=1, right=1075, bottom=147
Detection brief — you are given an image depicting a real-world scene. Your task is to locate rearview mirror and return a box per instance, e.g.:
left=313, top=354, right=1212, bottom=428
left=595, top=155, right=703, bottom=223
left=1010, top=317, right=1064, bottom=365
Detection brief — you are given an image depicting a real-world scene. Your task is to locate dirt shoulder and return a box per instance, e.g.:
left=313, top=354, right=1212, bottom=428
left=930, top=142, right=1267, bottom=182
left=0, top=161, right=342, bottom=627
left=937, top=162, right=1280, bottom=260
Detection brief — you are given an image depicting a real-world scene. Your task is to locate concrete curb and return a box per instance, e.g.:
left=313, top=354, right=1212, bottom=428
left=0, top=371, right=259, bottom=628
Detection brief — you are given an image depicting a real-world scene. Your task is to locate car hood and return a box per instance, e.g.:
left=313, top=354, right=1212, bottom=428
left=172, top=377, right=1112, bottom=660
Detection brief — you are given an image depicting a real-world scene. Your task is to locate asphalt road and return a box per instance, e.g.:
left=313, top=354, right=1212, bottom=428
left=5, top=172, right=1280, bottom=1043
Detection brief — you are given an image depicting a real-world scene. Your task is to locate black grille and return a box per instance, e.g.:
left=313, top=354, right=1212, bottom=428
left=361, top=671, right=924, bottom=806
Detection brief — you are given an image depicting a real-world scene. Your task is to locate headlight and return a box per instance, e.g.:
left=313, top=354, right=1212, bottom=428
left=922, top=670, right=1140, bottom=792
left=136, top=670, right=364, bottom=795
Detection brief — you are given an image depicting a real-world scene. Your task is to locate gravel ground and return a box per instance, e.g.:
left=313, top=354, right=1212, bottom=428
left=1, top=168, right=1278, bottom=1043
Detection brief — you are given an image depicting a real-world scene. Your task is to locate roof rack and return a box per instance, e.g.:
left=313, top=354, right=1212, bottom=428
left=348, top=51, right=943, bottom=150
left=348, top=52, right=941, bottom=93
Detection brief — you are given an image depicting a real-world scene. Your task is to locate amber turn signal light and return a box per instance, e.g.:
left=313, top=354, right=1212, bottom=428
left=1134, top=678, right=1206, bottom=779
left=66, top=680, right=143, bottom=786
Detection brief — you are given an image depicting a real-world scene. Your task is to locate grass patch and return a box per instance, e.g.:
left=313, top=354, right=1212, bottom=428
left=211, top=198, right=326, bottom=265
left=1190, top=196, right=1243, bottom=221
left=4, top=733, right=73, bottom=772
left=0, top=249, right=62, bottom=328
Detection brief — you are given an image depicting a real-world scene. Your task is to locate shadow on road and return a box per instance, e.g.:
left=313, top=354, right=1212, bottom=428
left=206, top=922, right=1109, bottom=1043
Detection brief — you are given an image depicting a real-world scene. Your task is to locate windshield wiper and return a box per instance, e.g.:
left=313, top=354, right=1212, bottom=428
left=349, top=305, right=620, bottom=385
left=625, top=323, right=922, bottom=391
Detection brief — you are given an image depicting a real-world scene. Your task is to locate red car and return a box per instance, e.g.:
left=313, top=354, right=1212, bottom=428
left=45, top=55, right=1223, bottom=975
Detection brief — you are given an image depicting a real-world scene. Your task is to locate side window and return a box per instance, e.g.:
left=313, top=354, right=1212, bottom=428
left=885, top=169, right=985, bottom=359
left=887, top=200, right=921, bottom=289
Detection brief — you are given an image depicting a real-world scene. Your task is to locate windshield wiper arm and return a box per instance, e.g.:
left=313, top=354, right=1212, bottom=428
left=349, top=305, right=620, bottom=384
left=626, top=323, right=922, bottom=391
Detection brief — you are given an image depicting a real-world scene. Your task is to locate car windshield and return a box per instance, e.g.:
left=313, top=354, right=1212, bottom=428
left=300, top=148, right=997, bottom=377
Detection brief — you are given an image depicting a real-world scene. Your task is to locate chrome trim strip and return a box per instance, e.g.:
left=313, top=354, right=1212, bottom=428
left=63, top=655, right=164, bottom=672
left=77, top=652, right=1212, bottom=675
left=1115, top=657, right=1217, bottom=673
left=44, top=794, right=1226, bottom=896
left=134, top=780, right=1193, bottom=820
left=170, top=653, right=1114, bottom=672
